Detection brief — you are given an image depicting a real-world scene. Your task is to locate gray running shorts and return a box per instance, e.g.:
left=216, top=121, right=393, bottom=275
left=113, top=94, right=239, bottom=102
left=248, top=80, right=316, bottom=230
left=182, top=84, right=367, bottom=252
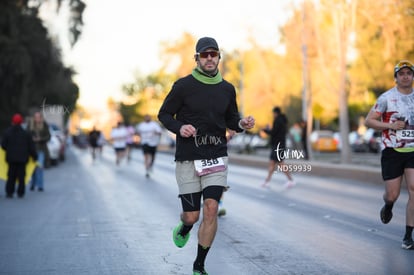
left=175, top=157, right=229, bottom=194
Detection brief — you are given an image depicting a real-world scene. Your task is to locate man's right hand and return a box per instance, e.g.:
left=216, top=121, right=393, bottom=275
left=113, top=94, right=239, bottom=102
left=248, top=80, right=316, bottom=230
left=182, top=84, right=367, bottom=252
left=179, top=125, right=196, bottom=137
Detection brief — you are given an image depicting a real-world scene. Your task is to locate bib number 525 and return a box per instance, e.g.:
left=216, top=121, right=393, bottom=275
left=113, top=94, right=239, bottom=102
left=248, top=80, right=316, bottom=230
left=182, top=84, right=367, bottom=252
left=397, top=129, right=414, bottom=140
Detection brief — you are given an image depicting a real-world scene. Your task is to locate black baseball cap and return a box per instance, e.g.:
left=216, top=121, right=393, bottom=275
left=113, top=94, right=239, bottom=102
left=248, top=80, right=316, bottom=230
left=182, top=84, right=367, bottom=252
left=196, top=37, right=219, bottom=53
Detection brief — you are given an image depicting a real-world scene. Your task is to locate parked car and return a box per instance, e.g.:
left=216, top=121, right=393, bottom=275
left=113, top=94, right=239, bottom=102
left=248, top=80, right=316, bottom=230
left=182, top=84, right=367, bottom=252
left=48, top=124, right=66, bottom=161
left=349, top=131, right=368, bottom=152
left=227, top=133, right=251, bottom=153
left=227, top=133, right=268, bottom=153
left=47, top=134, right=62, bottom=166
left=363, top=128, right=381, bottom=153
left=333, top=132, right=342, bottom=151
left=310, top=130, right=338, bottom=152
left=249, top=134, right=268, bottom=149
left=335, top=128, right=382, bottom=153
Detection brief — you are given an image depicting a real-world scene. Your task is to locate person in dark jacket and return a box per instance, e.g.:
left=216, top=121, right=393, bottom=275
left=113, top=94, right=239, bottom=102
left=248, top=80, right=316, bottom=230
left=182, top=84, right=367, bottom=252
left=88, top=126, right=102, bottom=160
left=1, top=113, right=38, bottom=198
left=261, top=106, right=295, bottom=188
left=300, top=119, right=309, bottom=160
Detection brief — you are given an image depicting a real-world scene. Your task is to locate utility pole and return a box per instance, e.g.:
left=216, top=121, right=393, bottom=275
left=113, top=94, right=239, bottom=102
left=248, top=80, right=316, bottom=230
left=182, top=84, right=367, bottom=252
left=301, top=0, right=313, bottom=160
left=239, top=56, right=244, bottom=118
left=234, top=50, right=244, bottom=117
left=334, top=0, right=353, bottom=164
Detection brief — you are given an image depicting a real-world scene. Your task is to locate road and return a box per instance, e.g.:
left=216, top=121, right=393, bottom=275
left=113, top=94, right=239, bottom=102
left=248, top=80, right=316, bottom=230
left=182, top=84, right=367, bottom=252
left=0, top=146, right=412, bottom=275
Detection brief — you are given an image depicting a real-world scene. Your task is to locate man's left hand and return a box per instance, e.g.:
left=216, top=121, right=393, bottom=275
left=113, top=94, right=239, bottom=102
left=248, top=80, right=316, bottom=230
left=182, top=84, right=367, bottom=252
left=240, top=116, right=255, bottom=130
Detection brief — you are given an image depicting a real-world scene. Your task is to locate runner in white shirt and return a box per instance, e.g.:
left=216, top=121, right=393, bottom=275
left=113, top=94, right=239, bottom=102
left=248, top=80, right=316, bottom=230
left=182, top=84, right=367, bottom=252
left=125, top=124, right=136, bottom=162
left=110, top=122, right=129, bottom=165
left=365, top=60, right=414, bottom=250
left=136, top=115, right=162, bottom=177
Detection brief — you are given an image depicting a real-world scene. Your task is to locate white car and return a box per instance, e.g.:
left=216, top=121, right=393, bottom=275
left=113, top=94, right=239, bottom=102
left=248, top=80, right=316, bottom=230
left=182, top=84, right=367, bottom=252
left=47, top=134, right=61, bottom=166
left=48, top=124, right=66, bottom=161
left=21, top=122, right=62, bottom=166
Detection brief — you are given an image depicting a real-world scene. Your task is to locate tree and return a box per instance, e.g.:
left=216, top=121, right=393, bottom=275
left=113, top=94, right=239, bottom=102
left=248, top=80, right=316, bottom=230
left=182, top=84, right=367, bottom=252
left=350, top=0, right=414, bottom=100
left=17, top=0, right=86, bottom=46
left=120, top=70, right=176, bottom=124
left=120, top=32, right=308, bottom=131
left=0, top=0, right=83, bottom=132
left=120, top=33, right=200, bottom=124
left=280, top=0, right=414, bottom=162
left=159, top=32, right=197, bottom=78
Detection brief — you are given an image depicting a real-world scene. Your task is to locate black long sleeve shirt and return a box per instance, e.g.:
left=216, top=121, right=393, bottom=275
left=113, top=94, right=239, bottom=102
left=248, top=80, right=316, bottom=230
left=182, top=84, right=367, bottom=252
left=264, top=114, right=288, bottom=149
left=158, top=74, right=243, bottom=161
left=1, top=125, right=38, bottom=164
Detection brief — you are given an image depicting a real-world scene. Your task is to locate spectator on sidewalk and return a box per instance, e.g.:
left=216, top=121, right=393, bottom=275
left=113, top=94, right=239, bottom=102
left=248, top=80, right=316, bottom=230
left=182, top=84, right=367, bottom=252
left=1, top=113, right=38, bottom=198
left=27, top=111, right=51, bottom=192
left=300, top=120, right=309, bottom=160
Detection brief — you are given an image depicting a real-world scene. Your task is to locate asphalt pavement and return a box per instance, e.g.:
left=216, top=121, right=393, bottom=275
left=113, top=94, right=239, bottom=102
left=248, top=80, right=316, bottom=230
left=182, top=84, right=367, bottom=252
left=1, top=146, right=404, bottom=275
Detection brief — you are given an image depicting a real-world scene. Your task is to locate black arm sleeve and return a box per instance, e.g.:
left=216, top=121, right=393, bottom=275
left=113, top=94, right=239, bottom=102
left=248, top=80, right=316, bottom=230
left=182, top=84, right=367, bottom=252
left=158, top=82, right=185, bottom=135
left=224, top=86, right=243, bottom=132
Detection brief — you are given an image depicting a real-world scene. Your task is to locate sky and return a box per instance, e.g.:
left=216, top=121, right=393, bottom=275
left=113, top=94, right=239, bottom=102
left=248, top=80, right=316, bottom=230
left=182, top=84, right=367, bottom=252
left=43, top=0, right=301, bottom=111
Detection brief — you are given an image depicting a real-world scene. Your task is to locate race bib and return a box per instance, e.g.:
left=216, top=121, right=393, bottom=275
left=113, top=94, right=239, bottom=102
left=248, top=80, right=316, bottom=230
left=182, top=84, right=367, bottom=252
left=194, top=158, right=226, bottom=176
left=396, top=129, right=414, bottom=140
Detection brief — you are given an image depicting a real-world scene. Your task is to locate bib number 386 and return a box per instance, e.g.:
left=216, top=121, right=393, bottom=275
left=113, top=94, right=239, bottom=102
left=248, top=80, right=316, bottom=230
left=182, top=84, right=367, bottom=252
left=194, top=158, right=226, bottom=176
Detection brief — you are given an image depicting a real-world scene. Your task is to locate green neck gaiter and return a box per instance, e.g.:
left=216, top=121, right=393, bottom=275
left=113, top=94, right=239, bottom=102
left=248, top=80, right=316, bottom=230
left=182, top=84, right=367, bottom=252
left=192, top=67, right=223, bottom=84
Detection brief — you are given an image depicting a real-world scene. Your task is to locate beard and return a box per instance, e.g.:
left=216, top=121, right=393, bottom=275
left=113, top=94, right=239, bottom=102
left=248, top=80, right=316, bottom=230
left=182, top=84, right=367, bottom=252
left=200, top=62, right=218, bottom=76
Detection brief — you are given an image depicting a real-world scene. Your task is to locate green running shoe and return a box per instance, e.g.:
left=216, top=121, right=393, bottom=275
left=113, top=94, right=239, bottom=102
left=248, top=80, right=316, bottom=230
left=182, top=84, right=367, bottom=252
left=193, top=268, right=208, bottom=275
left=218, top=208, right=226, bottom=217
left=172, top=221, right=190, bottom=248
left=193, top=262, right=208, bottom=275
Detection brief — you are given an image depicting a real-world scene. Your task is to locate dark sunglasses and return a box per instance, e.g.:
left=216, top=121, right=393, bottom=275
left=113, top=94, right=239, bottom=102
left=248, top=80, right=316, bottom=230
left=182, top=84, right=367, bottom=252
left=197, top=51, right=220, bottom=59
